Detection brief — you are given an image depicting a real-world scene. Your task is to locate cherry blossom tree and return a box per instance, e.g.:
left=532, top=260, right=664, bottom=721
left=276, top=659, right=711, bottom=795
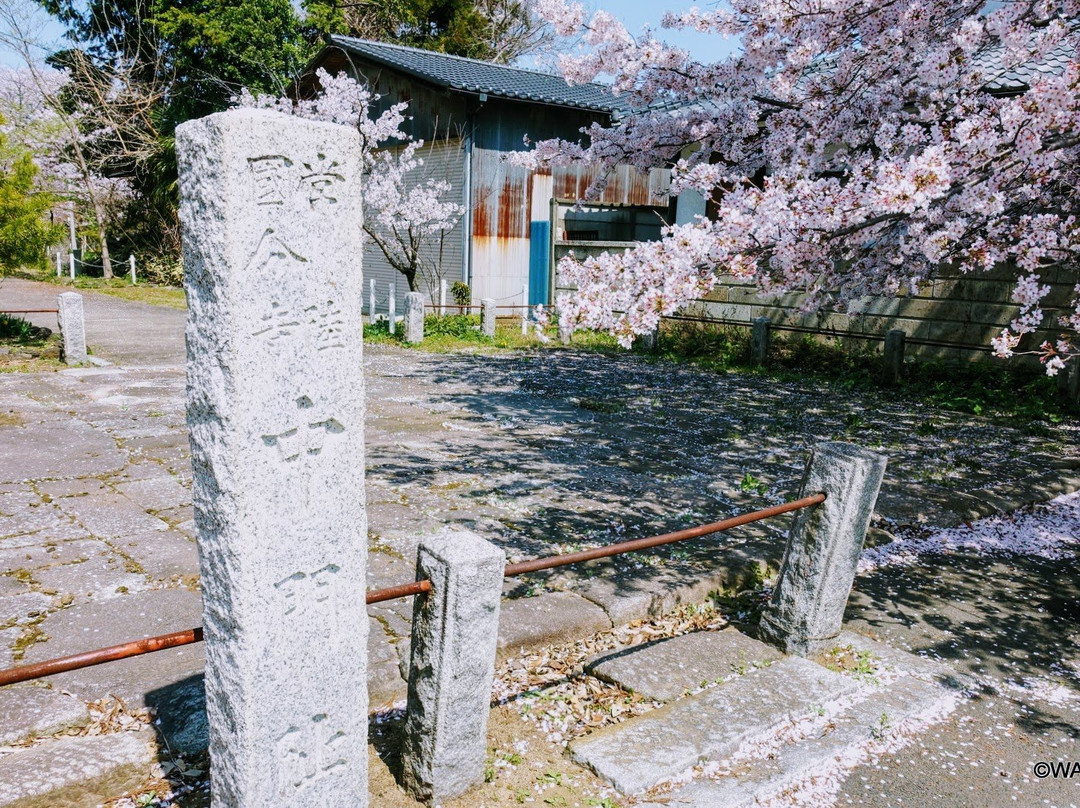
left=236, top=68, right=464, bottom=294
left=524, top=0, right=1079, bottom=373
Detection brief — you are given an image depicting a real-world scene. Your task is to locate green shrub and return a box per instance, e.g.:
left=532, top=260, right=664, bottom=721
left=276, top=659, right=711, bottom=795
left=450, top=281, right=471, bottom=307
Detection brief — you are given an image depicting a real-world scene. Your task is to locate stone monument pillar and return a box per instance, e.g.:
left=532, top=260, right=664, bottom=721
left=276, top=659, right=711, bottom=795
left=177, top=108, right=369, bottom=807
left=480, top=298, right=496, bottom=337
left=56, top=292, right=87, bottom=364
left=758, top=442, right=886, bottom=656
left=403, top=292, right=424, bottom=344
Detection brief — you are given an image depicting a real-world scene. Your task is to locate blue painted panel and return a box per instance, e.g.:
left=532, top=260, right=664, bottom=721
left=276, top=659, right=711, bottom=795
left=529, top=221, right=550, bottom=305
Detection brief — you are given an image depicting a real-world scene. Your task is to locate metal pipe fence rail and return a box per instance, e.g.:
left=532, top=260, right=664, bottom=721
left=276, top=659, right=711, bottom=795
left=0, top=309, right=60, bottom=315
left=0, top=493, right=825, bottom=688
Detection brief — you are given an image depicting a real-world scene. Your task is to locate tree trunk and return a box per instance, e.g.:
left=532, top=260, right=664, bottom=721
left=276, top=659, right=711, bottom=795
left=92, top=198, right=112, bottom=278
left=406, top=270, right=418, bottom=292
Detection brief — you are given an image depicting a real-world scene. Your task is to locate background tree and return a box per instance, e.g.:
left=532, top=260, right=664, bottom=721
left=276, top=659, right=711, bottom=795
left=303, top=0, right=551, bottom=64
left=237, top=68, right=463, bottom=294
left=526, top=0, right=1080, bottom=373
left=0, top=112, right=62, bottom=271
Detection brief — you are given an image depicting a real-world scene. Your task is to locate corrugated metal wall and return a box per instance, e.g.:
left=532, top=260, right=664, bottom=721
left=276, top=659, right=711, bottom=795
left=470, top=148, right=670, bottom=306
left=364, top=138, right=467, bottom=314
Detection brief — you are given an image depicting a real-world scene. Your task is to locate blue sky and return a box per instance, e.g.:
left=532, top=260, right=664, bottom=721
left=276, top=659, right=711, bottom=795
left=1, top=1, right=736, bottom=70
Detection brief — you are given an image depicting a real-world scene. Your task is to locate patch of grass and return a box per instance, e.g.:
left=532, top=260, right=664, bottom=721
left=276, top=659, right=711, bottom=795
left=365, top=313, right=620, bottom=354
left=20, top=266, right=186, bottom=309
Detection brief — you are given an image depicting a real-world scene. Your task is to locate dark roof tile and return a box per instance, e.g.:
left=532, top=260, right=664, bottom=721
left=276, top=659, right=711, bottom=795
left=328, top=36, right=634, bottom=115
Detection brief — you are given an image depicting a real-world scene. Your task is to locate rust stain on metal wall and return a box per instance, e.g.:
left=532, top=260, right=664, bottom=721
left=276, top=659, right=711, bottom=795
left=552, top=164, right=667, bottom=207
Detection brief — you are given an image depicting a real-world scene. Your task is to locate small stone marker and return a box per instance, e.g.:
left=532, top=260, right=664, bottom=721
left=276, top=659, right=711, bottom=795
left=750, top=316, right=770, bottom=364
left=176, top=108, right=368, bottom=807
left=759, top=442, right=887, bottom=656
left=68, top=253, right=75, bottom=280
left=403, top=292, right=424, bottom=344
left=480, top=298, right=496, bottom=337
left=56, top=292, right=87, bottom=364
left=129, top=254, right=136, bottom=284
left=368, top=279, right=376, bottom=321
left=520, top=284, right=529, bottom=335
left=883, top=328, right=905, bottom=385
left=401, top=531, right=505, bottom=804
left=388, top=281, right=396, bottom=335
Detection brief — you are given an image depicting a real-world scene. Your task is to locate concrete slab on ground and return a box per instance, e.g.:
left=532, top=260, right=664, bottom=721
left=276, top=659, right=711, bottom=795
left=0, top=728, right=156, bottom=808
left=569, top=656, right=858, bottom=794
left=586, top=627, right=783, bottom=701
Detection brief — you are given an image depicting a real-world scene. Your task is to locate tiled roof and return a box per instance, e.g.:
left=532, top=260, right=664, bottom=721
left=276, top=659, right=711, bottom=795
left=977, top=39, right=1075, bottom=92
left=327, top=36, right=634, bottom=115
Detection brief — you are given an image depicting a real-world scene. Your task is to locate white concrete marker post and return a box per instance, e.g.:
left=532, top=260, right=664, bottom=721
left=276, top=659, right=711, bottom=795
left=129, top=254, right=136, bottom=285
left=401, top=531, right=505, bottom=804
left=403, top=292, right=424, bottom=344
left=56, top=292, right=87, bottom=364
left=521, top=284, right=528, bottom=335
left=439, top=278, right=447, bottom=316
left=68, top=254, right=75, bottom=280
left=176, top=109, right=369, bottom=807
left=388, top=281, right=396, bottom=335
left=56, top=251, right=61, bottom=277
left=369, top=279, right=376, bottom=322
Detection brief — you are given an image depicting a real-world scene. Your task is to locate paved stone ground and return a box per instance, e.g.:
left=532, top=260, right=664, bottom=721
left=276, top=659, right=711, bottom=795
left=1, top=279, right=1079, bottom=805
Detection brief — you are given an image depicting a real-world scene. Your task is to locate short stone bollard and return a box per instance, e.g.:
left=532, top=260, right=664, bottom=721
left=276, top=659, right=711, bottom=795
left=177, top=108, right=369, bottom=806
left=56, top=292, right=87, bottom=364
left=401, top=531, right=505, bottom=805
left=883, top=329, right=905, bottom=385
left=480, top=298, right=496, bottom=337
left=750, top=316, right=770, bottom=364
left=403, top=292, right=425, bottom=343
left=758, top=442, right=887, bottom=656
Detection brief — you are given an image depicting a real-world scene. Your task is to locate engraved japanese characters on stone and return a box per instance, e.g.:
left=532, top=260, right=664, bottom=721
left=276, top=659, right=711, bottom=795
left=248, top=155, right=294, bottom=206
left=301, top=154, right=344, bottom=207
left=275, top=714, right=347, bottom=796
left=262, top=396, right=345, bottom=462
left=274, top=564, right=341, bottom=618
left=253, top=300, right=345, bottom=351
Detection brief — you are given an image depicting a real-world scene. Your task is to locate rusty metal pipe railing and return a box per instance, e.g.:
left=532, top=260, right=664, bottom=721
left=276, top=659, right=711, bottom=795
left=365, top=578, right=432, bottom=605
left=0, top=494, right=824, bottom=687
left=0, top=309, right=60, bottom=314
left=0, top=628, right=203, bottom=688
left=504, top=493, right=825, bottom=576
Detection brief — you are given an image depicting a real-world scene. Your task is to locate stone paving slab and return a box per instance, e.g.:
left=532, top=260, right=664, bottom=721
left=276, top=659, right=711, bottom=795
left=0, top=727, right=157, bottom=808
left=586, top=627, right=783, bottom=701
left=497, top=592, right=612, bottom=659
left=0, top=686, right=89, bottom=745
left=19, top=588, right=204, bottom=707
left=569, top=656, right=858, bottom=794
left=636, top=675, right=957, bottom=807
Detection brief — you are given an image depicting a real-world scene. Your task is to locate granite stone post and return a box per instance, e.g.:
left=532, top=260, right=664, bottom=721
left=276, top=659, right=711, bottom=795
left=176, top=108, right=369, bottom=807
left=750, top=316, right=770, bottom=365
left=401, top=531, right=505, bottom=805
left=521, top=284, right=529, bottom=335
left=129, top=254, right=136, bottom=284
left=388, top=282, right=396, bottom=335
left=758, top=442, right=887, bottom=656
left=68, top=254, right=75, bottom=280
left=883, top=329, right=905, bottom=385
left=56, top=292, right=87, bottom=364
left=55, top=250, right=61, bottom=277
left=403, top=292, right=425, bottom=344
left=481, top=298, right=496, bottom=337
